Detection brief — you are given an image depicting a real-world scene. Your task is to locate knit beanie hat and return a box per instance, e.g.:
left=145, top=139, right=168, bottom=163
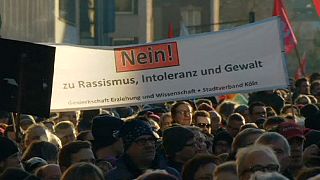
left=0, top=136, right=19, bottom=162
left=119, top=120, right=156, bottom=151
left=23, top=157, right=48, bottom=173
left=162, top=126, right=194, bottom=157
left=91, top=114, right=124, bottom=150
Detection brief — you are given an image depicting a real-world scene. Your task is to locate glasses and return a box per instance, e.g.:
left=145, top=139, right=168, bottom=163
left=241, top=164, right=279, bottom=175
left=134, top=137, right=157, bottom=145
left=176, top=110, right=192, bottom=116
left=196, top=123, right=211, bottom=128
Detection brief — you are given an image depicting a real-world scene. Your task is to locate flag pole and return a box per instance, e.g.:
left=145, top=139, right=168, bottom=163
left=14, top=53, right=28, bottom=143
left=293, top=47, right=305, bottom=77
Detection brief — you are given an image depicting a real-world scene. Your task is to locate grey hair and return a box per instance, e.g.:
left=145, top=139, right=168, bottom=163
left=236, top=145, right=279, bottom=177
left=255, top=132, right=290, bottom=156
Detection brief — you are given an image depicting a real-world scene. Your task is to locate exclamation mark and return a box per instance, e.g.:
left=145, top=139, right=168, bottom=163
left=168, top=44, right=173, bottom=61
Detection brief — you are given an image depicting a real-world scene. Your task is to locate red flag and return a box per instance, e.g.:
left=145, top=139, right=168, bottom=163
left=313, top=0, right=320, bottom=16
left=295, top=52, right=307, bottom=80
left=273, top=0, right=297, bottom=54
left=168, top=23, right=175, bottom=38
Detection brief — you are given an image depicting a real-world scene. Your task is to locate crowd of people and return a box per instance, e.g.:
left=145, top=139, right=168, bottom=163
left=1, top=72, right=320, bottom=180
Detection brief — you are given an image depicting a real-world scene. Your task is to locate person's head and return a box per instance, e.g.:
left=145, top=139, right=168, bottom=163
left=162, top=126, right=198, bottom=163
left=231, top=128, right=264, bottom=159
left=24, top=124, right=50, bottom=148
left=309, top=72, right=320, bottom=83
left=61, top=162, right=104, bottom=180
left=193, top=110, right=211, bottom=134
left=170, top=101, right=193, bottom=125
left=236, top=145, right=280, bottom=180
left=119, top=119, right=157, bottom=165
left=255, top=132, right=290, bottom=171
left=0, top=167, right=39, bottom=180
left=58, top=141, right=95, bottom=172
left=42, top=120, right=55, bottom=133
left=281, top=104, right=300, bottom=117
left=208, top=111, right=222, bottom=134
left=294, top=94, right=311, bottom=105
left=58, top=111, right=79, bottom=126
left=310, top=80, right=320, bottom=98
left=214, top=161, right=238, bottom=180
left=159, top=112, right=173, bottom=132
left=216, top=101, right=238, bottom=123
left=240, top=123, right=258, bottom=132
left=212, top=130, right=233, bottom=155
left=187, top=126, right=209, bottom=154
left=195, top=99, right=213, bottom=109
left=234, top=104, right=250, bottom=123
left=226, top=113, right=245, bottom=137
left=23, top=157, right=48, bottom=174
left=3, top=125, right=15, bottom=141
left=266, top=106, right=277, bottom=117
left=76, top=130, right=94, bottom=141
left=300, top=103, right=319, bottom=118
left=91, top=114, right=124, bottom=158
left=274, top=122, right=305, bottom=169
left=48, top=133, right=62, bottom=149
left=295, top=77, right=310, bottom=95
left=249, top=102, right=267, bottom=123
left=307, top=95, right=318, bottom=104
left=20, top=114, right=36, bottom=132
left=54, top=121, right=76, bottom=146
left=35, top=164, right=61, bottom=180
left=0, top=136, right=22, bottom=173
left=136, top=169, right=178, bottom=180
left=22, top=141, right=59, bottom=164
left=197, top=103, right=214, bottom=112
left=263, top=116, right=286, bottom=131
left=182, top=154, right=220, bottom=180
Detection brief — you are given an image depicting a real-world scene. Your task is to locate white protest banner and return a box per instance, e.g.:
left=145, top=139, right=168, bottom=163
left=50, top=17, right=288, bottom=112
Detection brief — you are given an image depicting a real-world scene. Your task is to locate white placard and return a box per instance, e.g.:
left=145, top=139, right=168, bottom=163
left=50, top=17, right=288, bottom=112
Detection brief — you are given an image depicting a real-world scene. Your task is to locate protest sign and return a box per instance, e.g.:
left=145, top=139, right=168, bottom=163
left=50, top=17, right=288, bottom=112
left=0, top=38, right=55, bottom=117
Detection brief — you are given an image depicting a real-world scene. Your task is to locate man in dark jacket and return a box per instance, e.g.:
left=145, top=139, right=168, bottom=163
left=106, top=119, right=179, bottom=180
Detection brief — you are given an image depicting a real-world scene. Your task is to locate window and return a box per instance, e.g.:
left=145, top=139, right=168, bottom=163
left=59, top=0, right=76, bottom=25
left=112, top=37, right=138, bottom=46
left=181, top=5, right=202, bottom=34
left=116, top=0, right=137, bottom=14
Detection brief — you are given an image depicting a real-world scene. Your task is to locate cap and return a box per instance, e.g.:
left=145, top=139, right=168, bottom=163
left=277, top=122, right=304, bottom=140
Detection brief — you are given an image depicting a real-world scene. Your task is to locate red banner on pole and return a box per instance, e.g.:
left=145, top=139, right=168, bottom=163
left=313, top=0, right=320, bottom=17
left=273, top=0, right=297, bottom=54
